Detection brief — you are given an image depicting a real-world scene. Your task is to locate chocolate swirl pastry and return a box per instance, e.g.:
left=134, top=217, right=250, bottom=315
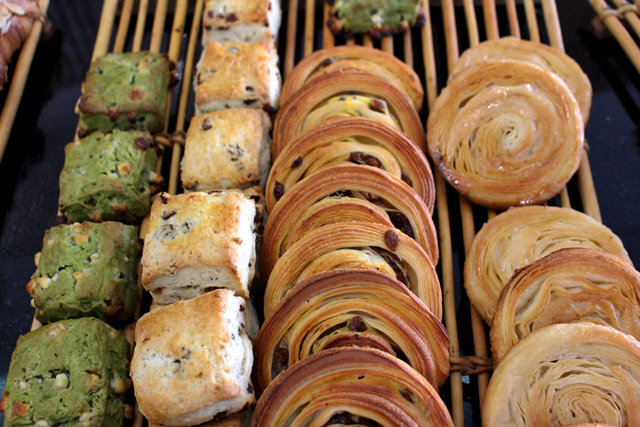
left=464, top=206, right=631, bottom=325
left=263, top=222, right=441, bottom=320
left=261, top=164, right=438, bottom=277
left=251, top=347, right=454, bottom=427
left=280, top=45, right=424, bottom=110
left=451, top=37, right=592, bottom=123
left=491, top=248, right=640, bottom=364
left=254, top=269, right=449, bottom=393
left=427, top=59, right=584, bottom=210
left=482, top=323, right=640, bottom=427
left=273, top=68, right=425, bottom=159
left=266, top=117, right=434, bottom=213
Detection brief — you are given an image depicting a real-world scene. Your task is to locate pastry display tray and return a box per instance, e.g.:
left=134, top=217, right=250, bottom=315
left=2, top=1, right=640, bottom=427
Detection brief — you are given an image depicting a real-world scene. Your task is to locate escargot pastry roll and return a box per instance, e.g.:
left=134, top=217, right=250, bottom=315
left=266, top=117, right=434, bottom=212
left=280, top=45, right=424, bottom=110
left=261, top=164, right=438, bottom=276
left=263, top=222, right=441, bottom=319
left=427, top=59, right=584, bottom=210
left=254, top=269, right=449, bottom=393
left=464, top=206, right=631, bottom=325
left=251, top=347, right=454, bottom=427
left=272, top=68, right=425, bottom=159
left=451, top=37, right=592, bottom=123
left=483, top=323, right=640, bottom=427
left=491, top=248, right=640, bottom=364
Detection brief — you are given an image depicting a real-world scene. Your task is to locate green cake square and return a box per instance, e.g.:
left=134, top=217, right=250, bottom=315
left=59, top=130, right=161, bottom=223
left=27, top=222, right=140, bottom=324
left=76, top=52, right=172, bottom=135
left=327, top=0, right=424, bottom=37
left=0, top=318, right=131, bottom=427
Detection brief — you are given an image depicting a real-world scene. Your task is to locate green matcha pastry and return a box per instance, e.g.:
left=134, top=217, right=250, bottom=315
left=27, top=222, right=140, bottom=324
left=326, top=0, right=425, bottom=37
left=0, top=318, right=131, bottom=427
left=59, top=130, right=162, bottom=223
left=76, top=52, right=173, bottom=135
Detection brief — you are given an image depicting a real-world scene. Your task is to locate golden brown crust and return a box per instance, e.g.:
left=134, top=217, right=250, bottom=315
left=427, top=59, right=584, bottom=210
left=203, top=0, right=270, bottom=27
left=0, top=0, right=41, bottom=89
left=261, top=164, right=439, bottom=276
left=254, top=269, right=449, bottom=393
left=464, top=206, right=631, bottom=325
left=265, top=117, right=434, bottom=212
left=272, top=68, right=425, bottom=159
left=482, top=323, right=640, bottom=427
left=280, top=45, right=424, bottom=110
left=491, top=248, right=640, bottom=364
left=250, top=347, right=453, bottom=427
left=263, top=222, right=442, bottom=320
left=451, top=37, right=592, bottom=123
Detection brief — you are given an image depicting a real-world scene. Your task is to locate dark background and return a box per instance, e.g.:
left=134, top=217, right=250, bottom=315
left=2, top=1, right=640, bottom=425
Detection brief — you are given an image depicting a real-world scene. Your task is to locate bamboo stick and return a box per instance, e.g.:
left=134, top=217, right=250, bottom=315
left=463, top=0, right=480, bottom=46
left=382, top=36, right=393, bottom=54
left=541, top=0, right=564, bottom=52
left=92, top=0, right=119, bottom=60
left=523, top=0, right=540, bottom=42
left=304, top=0, right=315, bottom=56
left=150, top=0, right=168, bottom=53
left=284, top=0, right=298, bottom=77
left=505, top=0, right=520, bottom=38
left=364, top=34, right=373, bottom=47
left=323, top=3, right=334, bottom=48
left=176, top=0, right=204, bottom=134
left=578, top=149, right=602, bottom=222
left=442, top=0, right=459, bottom=72
left=404, top=31, right=413, bottom=67
left=611, top=0, right=640, bottom=50
left=132, top=0, right=149, bottom=52
left=113, top=0, right=135, bottom=53
left=560, top=187, right=571, bottom=208
left=346, top=38, right=355, bottom=45
left=483, top=0, right=499, bottom=40
left=0, top=0, right=52, bottom=164
left=421, top=0, right=437, bottom=107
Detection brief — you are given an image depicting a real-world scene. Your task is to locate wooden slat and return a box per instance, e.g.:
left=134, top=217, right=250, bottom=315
left=284, top=0, right=298, bottom=77
left=524, top=0, right=540, bottom=42
left=304, top=0, right=315, bottom=56
left=463, top=0, right=480, bottom=46
left=132, top=0, right=150, bottom=52
left=113, top=0, right=135, bottom=53
left=505, top=0, right=521, bottom=38
left=483, top=0, right=499, bottom=39
left=323, top=3, right=334, bottom=48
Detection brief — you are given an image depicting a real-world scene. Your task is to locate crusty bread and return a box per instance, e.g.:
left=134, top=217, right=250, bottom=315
left=141, top=191, right=256, bottom=303
left=202, top=0, right=281, bottom=44
left=195, top=40, right=281, bottom=114
left=181, top=109, right=271, bottom=191
left=131, top=290, right=255, bottom=426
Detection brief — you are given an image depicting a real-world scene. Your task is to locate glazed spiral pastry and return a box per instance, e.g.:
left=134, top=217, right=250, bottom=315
left=464, top=206, right=631, bottom=324
left=482, top=323, right=640, bottom=427
left=273, top=68, right=425, bottom=159
left=491, top=248, right=640, bottom=363
left=261, top=164, right=439, bottom=277
left=254, top=269, right=449, bottom=393
left=251, top=347, right=454, bottom=427
left=451, top=37, right=592, bottom=123
left=266, top=117, right=434, bottom=212
left=263, top=222, right=441, bottom=320
left=427, top=59, right=584, bottom=210
left=280, top=45, right=424, bottom=110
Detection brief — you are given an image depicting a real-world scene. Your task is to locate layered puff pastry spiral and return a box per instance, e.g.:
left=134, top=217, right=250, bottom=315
left=482, top=323, right=640, bottom=427
left=272, top=68, right=425, bottom=159
left=280, top=45, right=424, bottom=111
left=261, top=164, right=439, bottom=276
left=464, top=206, right=631, bottom=324
left=254, top=269, right=449, bottom=393
left=265, top=117, right=435, bottom=212
left=427, top=59, right=584, bottom=210
left=250, top=347, right=454, bottom=427
left=263, top=222, right=442, bottom=320
left=491, top=248, right=640, bottom=364
left=451, top=37, right=592, bottom=123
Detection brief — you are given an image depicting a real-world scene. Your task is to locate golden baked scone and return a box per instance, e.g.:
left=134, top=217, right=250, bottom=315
left=491, top=248, right=640, bottom=364
left=451, top=37, right=592, bottom=123
left=250, top=347, right=454, bottom=427
left=482, top=323, right=640, bottom=427
left=265, top=117, right=434, bottom=212
left=141, top=191, right=256, bottom=303
left=261, top=164, right=439, bottom=277
left=254, top=269, right=449, bottom=393
left=280, top=45, right=424, bottom=110
left=263, top=222, right=441, bottom=320
left=181, top=109, right=271, bottom=191
left=272, top=68, right=425, bottom=159
left=464, top=206, right=631, bottom=324
left=202, top=0, right=281, bottom=44
left=131, top=290, right=255, bottom=426
left=195, top=40, right=280, bottom=114
left=427, top=59, right=584, bottom=210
